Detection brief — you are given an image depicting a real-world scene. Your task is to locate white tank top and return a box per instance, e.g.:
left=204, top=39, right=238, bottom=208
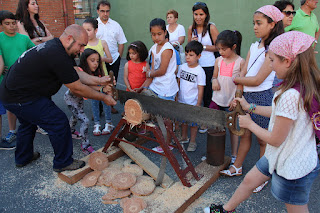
left=149, top=42, right=179, bottom=97
left=192, top=24, right=215, bottom=67
left=243, top=42, right=275, bottom=92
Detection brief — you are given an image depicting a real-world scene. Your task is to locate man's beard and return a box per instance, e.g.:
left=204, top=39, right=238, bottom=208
left=67, top=40, right=78, bottom=58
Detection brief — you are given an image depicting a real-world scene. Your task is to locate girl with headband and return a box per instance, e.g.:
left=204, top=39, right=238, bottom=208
left=220, top=5, right=284, bottom=193
left=205, top=31, right=319, bottom=213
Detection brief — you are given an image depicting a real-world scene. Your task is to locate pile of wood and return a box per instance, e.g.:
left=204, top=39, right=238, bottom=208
left=80, top=152, right=156, bottom=213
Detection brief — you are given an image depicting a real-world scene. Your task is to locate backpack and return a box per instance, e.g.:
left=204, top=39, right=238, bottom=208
left=292, top=84, right=320, bottom=143
left=207, top=23, right=221, bottom=58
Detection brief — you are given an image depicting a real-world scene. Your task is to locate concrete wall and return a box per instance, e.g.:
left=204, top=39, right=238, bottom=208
left=0, top=0, right=75, bottom=37
left=104, top=0, right=320, bottom=60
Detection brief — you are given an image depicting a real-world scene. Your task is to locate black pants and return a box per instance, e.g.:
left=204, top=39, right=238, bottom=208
left=202, top=66, right=214, bottom=108
left=4, top=97, right=73, bottom=169
left=106, top=55, right=121, bottom=81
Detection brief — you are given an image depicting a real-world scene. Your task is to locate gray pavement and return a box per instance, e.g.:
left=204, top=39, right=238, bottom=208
left=0, top=59, right=319, bottom=213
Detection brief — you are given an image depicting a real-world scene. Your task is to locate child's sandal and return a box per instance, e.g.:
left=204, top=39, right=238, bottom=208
left=220, top=165, right=242, bottom=177
left=93, top=124, right=101, bottom=136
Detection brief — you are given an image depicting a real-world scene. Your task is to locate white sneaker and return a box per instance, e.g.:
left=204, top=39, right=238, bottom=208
left=36, top=127, right=48, bottom=135
left=199, top=126, right=208, bottom=134
left=102, top=122, right=114, bottom=135
left=93, top=124, right=101, bottom=136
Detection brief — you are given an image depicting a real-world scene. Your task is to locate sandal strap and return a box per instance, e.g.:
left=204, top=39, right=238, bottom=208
left=230, top=164, right=242, bottom=173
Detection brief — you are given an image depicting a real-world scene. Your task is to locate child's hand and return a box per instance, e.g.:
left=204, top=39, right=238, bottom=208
left=228, top=104, right=235, bottom=111
left=128, top=87, right=135, bottom=92
left=212, top=79, right=220, bottom=91
left=133, top=87, right=143, bottom=93
left=238, top=114, right=253, bottom=128
left=232, top=97, right=250, bottom=111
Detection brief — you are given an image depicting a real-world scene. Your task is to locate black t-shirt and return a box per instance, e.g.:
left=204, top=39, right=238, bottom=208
left=0, top=38, right=79, bottom=103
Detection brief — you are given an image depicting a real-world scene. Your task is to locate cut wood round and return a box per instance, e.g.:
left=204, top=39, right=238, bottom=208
left=102, top=187, right=131, bottom=200
left=102, top=200, right=118, bottom=205
left=122, top=164, right=143, bottom=177
left=81, top=170, right=102, bottom=187
left=124, top=99, right=150, bottom=126
left=97, top=168, right=122, bottom=186
left=130, top=175, right=155, bottom=196
left=88, top=152, right=109, bottom=171
left=111, top=172, right=137, bottom=190
left=120, top=197, right=147, bottom=213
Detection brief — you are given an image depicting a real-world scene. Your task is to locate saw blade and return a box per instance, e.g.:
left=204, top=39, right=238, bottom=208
left=117, top=90, right=227, bottom=130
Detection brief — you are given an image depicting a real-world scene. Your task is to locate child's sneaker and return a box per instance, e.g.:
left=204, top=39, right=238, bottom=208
left=93, top=124, right=101, bottom=136
left=81, top=144, right=95, bottom=155
left=203, top=204, right=235, bottom=213
left=71, top=130, right=82, bottom=139
left=0, top=139, right=16, bottom=150
left=152, top=145, right=174, bottom=153
left=36, top=127, right=48, bottom=135
left=102, top=122, right=114, bottom=135
left=179, top=138, right=189, bottom=144
left=199, top=127, right=208, bottom=134
left=187, top=142, right=197, bottom=152
left=5, top=132, right=17, bottom=143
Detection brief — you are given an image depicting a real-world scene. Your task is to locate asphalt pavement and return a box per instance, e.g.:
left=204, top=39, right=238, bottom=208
left=0, top=59, right=319, bottom=213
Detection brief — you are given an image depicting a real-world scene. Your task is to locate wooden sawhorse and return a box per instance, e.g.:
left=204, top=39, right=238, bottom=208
left=102, top=118, right=202, bottom=187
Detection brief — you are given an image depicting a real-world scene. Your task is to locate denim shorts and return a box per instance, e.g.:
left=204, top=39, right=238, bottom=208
left=0, top=100, right=6, bottom=115
left=150, top=89, right=176, bottom=101
left=256, top=156, right=320, bottom=205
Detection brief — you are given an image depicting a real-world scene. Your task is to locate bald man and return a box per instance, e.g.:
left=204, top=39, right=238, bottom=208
left=0, top=24, right=116, bottom=172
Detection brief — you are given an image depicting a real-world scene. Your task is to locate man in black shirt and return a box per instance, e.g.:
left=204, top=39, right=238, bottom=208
left=0, top=24, right=116, bottom=172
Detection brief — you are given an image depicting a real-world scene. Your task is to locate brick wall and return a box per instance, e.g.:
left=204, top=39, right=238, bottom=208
left=0, top=0, right=75, bottom=37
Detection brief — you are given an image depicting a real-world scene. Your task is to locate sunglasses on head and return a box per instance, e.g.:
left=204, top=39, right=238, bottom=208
left=282, top=11, right=296, bottom=17
left=194, top=2, right=207, bottom=7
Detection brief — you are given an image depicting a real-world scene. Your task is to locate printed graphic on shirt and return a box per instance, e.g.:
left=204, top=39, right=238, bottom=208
left=154, top=58, right=160, bottom=70
left=180, top=70, right=197, bottom=83
left=18, top=45, right=38, bottom=63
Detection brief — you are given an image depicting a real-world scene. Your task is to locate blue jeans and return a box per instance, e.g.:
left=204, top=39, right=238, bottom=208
left=90, top=100, right=111, bottom=124
left=4, top=97, right=73, bottom=169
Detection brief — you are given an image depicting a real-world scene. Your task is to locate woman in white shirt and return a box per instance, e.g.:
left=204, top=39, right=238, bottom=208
left=187, top=2, right=219, bottom=133
left=166, top=9, right=185, bottom=47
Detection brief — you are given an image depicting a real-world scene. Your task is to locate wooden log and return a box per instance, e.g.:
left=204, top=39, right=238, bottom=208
left=118, top=142, right=174, bottom=189
left=58, top=136, right=148, bottom=185
left=58, top=146, right=123, bottom=185
left=124, top=99, right=150, bottom=126
left=141, top=157, right=230, bottom=213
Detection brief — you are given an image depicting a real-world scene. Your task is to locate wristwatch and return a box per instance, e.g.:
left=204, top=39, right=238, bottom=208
left=203, top=45, right=207, bottom=50
left=38, top=37, right=42, bottom=42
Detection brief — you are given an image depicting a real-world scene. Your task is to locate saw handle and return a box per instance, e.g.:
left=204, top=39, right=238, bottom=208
left=109, top=70, right=118, bottom=101
left=226, top=90, right=246, bottom=136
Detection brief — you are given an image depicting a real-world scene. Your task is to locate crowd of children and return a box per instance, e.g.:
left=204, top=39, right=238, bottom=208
left=1, top=1, right=320, bottom=212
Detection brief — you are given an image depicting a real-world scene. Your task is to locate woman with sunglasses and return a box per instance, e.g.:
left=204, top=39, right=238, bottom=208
left=16, top=0, right=54, bottom=45
left=274, top=0, right=296, bottom=28
left=187, top=2, right=219, bottom=133
left=285, top=0, right=319, bottom=42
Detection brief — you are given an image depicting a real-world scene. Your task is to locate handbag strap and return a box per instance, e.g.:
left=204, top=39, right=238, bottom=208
left=247, top=49, right=266, bottom=72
